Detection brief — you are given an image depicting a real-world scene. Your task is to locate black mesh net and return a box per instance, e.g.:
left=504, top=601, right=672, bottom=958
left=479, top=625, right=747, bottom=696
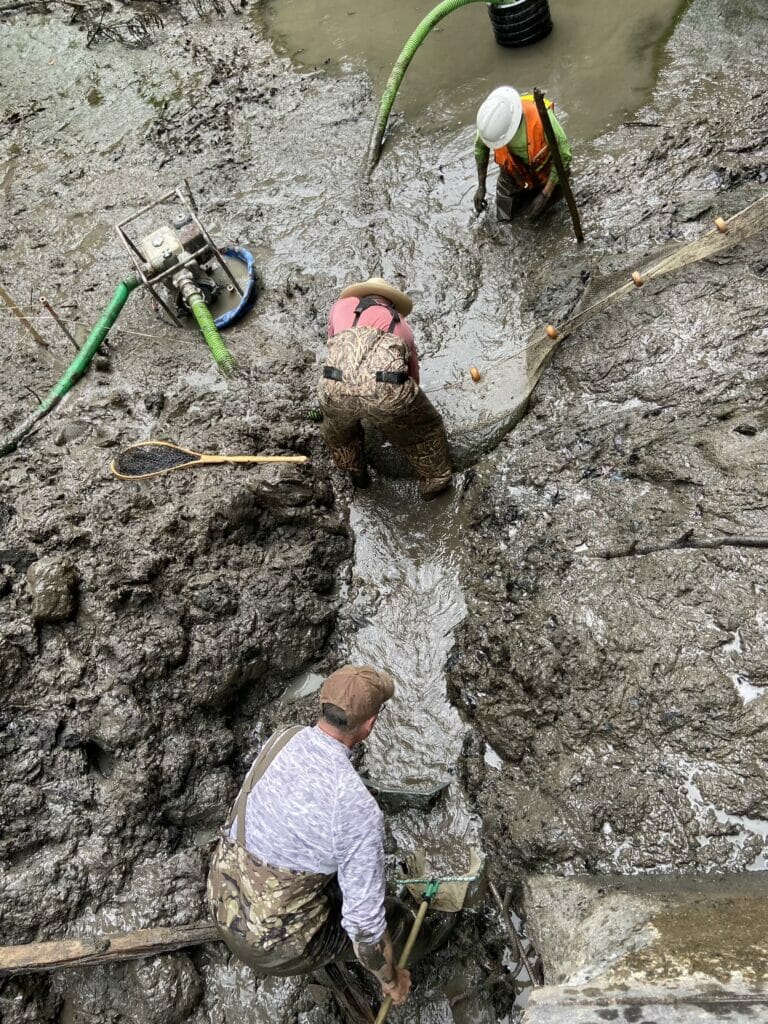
left=112, top=443, right=197, bottom=478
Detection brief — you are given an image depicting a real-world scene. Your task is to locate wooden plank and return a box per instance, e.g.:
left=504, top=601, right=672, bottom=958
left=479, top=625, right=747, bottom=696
left=0, top=284, right=49, bottom=348
left=0, top=923, right=219, bottom=977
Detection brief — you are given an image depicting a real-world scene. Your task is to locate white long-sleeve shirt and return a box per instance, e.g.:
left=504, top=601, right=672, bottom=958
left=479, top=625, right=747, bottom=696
left=230, top=725, right=387, bottom=943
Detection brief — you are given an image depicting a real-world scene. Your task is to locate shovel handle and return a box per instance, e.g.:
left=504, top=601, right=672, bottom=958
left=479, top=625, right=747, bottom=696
left=374, top=899, right=430, bottom=1024
left=532, top=87, right=583, bottom=244
left=197, top=455, right=309, bottom=464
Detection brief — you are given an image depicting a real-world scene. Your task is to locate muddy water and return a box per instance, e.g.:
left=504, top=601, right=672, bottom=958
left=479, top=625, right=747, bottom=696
left=258, top=0, right=690, bottom=140
left=345, top=487, right=467, bottom=787
left=337, top=481, right=494, bottom=1020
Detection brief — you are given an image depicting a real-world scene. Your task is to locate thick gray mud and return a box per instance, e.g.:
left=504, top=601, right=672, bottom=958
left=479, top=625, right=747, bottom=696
left=446, top=0, right=768, bottom=880
left=1, top=0, right=767, bottom=1021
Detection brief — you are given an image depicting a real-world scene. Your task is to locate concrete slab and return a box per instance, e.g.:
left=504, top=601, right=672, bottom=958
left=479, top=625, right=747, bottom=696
left=523, top=982, right=768, bottom=1023
left=521, top=873, right=768, bottom=1023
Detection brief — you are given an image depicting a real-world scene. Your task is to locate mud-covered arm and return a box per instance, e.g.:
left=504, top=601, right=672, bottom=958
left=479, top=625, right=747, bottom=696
left=354, top=930, right=411, bottom=1005
left=353, top=928, right=396, bottom=986
left=474, top=133, right=490, bottom=185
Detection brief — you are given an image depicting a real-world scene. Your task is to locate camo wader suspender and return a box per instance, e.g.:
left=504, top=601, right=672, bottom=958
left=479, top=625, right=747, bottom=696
left=352, top=296, right=400, bottom=334
left=227, top=725, right=305, bottom=846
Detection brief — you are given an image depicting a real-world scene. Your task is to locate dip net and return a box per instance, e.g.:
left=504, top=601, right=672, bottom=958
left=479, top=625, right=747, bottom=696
left=400, top=848, right=483, bottom=912
left=111, top=442, right=203, bottom=479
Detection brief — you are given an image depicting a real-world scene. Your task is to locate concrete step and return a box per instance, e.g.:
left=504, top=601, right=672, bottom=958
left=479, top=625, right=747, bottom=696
left=523, top=982, right=768, bottom=1023
left=521, top=871, right=768, bottom=1023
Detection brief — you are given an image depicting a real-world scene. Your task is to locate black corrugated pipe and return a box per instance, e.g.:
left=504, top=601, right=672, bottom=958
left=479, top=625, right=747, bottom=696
left=487, top=0, right=553, bottom=47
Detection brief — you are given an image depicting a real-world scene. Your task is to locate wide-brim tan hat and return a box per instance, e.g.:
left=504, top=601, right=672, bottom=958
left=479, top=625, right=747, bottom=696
left=339, top=277, right=413, bottom=316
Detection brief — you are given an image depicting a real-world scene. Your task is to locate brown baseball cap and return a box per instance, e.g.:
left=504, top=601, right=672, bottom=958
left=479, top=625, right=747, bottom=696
left=320, top=664, right=395, bottom=727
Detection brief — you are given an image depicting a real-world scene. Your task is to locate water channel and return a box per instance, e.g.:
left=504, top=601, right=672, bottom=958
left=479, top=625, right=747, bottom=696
left=262, top=2, right=697, bottom=1018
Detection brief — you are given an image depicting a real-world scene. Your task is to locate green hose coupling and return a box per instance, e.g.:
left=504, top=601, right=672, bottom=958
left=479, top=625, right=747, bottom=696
left=185, top=291, right=237, bottom=377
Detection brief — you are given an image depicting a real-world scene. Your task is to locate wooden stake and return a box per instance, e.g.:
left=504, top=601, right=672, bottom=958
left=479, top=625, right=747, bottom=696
left=0, top=284, right=48, bottom=348
left=40, top=297, right=80, bottom=351
left=533, top=88, right=583, bottom=244
left=0, top=923, right=218, bottom=977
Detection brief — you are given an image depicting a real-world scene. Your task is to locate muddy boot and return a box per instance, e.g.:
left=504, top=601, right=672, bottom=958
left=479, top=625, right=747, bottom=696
left=350, top=467, right=371, bottom=489
left=420, top=475, right=452, bottom=501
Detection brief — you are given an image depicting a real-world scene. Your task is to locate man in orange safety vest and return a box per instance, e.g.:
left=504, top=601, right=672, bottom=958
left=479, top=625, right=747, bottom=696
left=473, top=86, right=572, bottom=222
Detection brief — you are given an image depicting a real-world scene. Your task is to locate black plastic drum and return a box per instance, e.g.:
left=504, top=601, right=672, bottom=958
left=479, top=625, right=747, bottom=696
left=487, top=0, right=553, bottom=48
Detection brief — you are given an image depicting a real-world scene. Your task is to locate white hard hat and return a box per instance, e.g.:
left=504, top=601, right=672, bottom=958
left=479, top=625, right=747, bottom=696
left=476, top=86, right=523, bottom=149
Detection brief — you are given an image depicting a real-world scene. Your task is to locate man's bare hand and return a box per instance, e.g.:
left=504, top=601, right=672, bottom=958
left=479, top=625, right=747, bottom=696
left=381, top=966, right=411, bottom=1005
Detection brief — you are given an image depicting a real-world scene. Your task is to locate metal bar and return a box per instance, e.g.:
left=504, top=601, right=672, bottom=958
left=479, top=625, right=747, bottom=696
left=40, top=297, right=79, bottom=351
left=185, top=191, right=243, bottom=296
left=533, top=88, right=583, bottom=244
left=0, top=284, right=49, bottom=348
left=115, top=187, right=178, bottom=229
left=145, top=282, right=183, bottom=327
left=489, top=881, right=539, bottom=987
left=209, top=243, right=244, bottom=296
left=115, top=223, right=148, bottom=272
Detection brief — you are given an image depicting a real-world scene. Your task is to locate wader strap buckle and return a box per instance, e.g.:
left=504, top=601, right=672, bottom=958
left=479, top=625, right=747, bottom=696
left=375, top=370, right=408, bottom=385
left=323, top=366, right=343, bottom=381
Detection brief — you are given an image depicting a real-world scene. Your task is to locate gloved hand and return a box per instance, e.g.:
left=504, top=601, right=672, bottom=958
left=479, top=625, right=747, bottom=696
left=473, top=184, right=487, bottom=214
left=527, top=190, right=552, bottom=221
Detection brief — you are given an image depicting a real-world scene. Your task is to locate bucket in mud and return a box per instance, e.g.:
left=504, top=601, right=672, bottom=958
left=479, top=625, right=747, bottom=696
left=487, top=0, right=553, bottom=48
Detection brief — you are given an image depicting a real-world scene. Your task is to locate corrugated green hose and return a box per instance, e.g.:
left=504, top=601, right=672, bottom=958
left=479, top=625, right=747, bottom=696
left=187, top=293, right=237, bottom=376
left=0, top=277, right=139, bottom=456
left=364, top=0, right=502, bottom=177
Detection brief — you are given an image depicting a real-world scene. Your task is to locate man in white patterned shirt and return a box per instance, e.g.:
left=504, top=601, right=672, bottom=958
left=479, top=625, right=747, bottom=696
left=208, top=665, right=417, bottom=1004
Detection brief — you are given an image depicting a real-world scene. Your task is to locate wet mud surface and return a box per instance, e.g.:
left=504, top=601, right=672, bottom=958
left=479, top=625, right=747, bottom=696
left=447, top=0, right=768, bottom=879
left=1, top=0, right=767, bottom=1021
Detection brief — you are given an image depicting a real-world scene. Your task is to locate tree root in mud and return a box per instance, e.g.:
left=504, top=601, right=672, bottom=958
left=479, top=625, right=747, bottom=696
left=0, top=0, right=238, bottom=47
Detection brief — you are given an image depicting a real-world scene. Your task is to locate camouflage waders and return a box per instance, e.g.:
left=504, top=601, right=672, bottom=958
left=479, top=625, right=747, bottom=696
left=207, top=726, right=336, bottom=975
left=319, top=326, right=452, bottom=499
left=496, top=168, right=564, bottom=220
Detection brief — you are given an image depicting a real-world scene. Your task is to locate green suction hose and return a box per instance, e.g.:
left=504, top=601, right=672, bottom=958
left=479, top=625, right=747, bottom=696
left=364, top=0, right=503, bottom=178
left=0, top=277, right=139, bottom=456
left=186, top=293, right=237, bottom=377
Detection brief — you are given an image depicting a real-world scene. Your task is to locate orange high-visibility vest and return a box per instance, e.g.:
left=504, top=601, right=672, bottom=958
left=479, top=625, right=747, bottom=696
left=493, top=93, right=553, bottom=190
